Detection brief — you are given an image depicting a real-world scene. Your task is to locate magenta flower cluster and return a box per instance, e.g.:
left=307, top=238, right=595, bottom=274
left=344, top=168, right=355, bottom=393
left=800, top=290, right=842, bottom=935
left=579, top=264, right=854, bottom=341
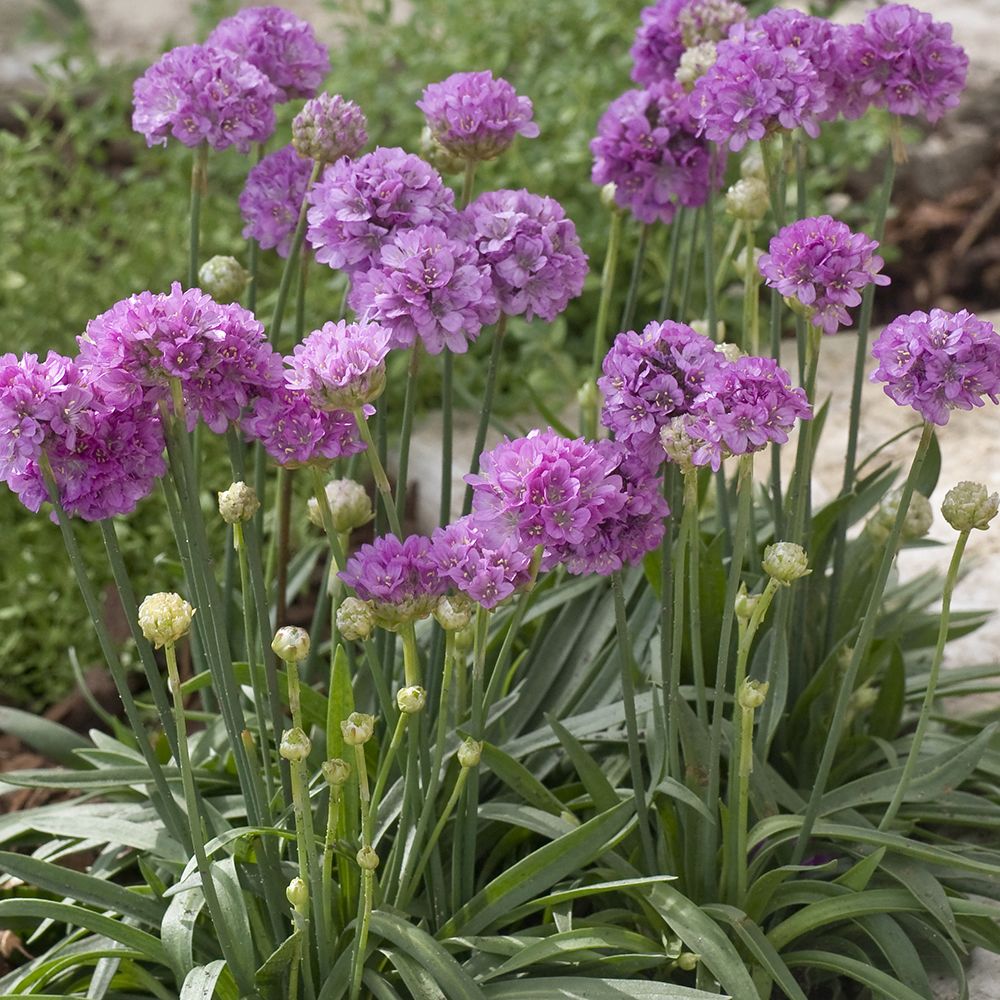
left=758, top=216, right=890, bottom=335
left=239, top=145, right=314, bottom=258
left=292, top=93, right=368, bottom=164
left=417, top=70, right=539, bottom=162
left=870, top=309, right=1000, bottom=426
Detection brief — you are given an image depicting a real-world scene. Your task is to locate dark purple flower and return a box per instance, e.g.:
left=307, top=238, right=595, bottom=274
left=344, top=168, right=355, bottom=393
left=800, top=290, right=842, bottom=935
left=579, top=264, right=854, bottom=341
left=870, top=309, right=1000, bottom=425
left=591, top=81, right=715, bottom=224
left=417, top=70, right=539, bottom=162
left=132, top=43, right=278, bottom=152
left=461, top=189, right=588, bottom=322
left=306, top=146, right=455, bottom=273
left=292, top=93, right=368, bottom=164
left=239, top=144, right=313, bottom=258
left=206, top=5, right=329, bottom=102
left=758, top=215, right=889, bottom=334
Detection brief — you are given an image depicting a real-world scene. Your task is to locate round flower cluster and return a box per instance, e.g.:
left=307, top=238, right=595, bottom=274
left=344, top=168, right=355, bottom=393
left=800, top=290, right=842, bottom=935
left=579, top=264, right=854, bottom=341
left=239, top=144, right=314, bottom=258
left=870, top=309, right=1000, bottom=425
left=461, top=189, right=588, bottom=322
left=77, top=284, right=282, bottom=433
left=132, top=44, right=278, bottom=152
left=206, top=5, right=330, bottom=102
left=758, top=216, right=889, bottom=335
left=349, top=223, right=499, bottom=355
left=306, top=146, right=455, bottom=273
left=417, top=70, right=539, bottom=162
left=292, top=93, right=368, bottom=164
left=590, top=81, right=714, bottom=224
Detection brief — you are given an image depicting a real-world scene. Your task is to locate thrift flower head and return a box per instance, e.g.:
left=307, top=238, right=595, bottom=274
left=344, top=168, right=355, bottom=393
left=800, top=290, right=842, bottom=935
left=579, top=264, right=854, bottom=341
left=138, top=592, right=195, bottom=648
left=870, top=309, right=1000, bottom=425
left=591, top=81, right=714, bottom=225
left=762, top=541, right=810, bottom=584
left=206, top=5, right=329, bottom=102
left=132, top=43, right=277, bottom=152
left=349, top=223, right=498, bottom=355
left=239, top=144, right=313, bottom=258
left=271, top=625, right=310, bottom=662
left=336, top=596, right=375, bottom=641
left=292, top=93, right=368, bottom=163
left=306, top=146, right=455, bottom=273
left=218, top=481, right=260, bottom=524
left=941, top=481, right=999, bottom=532
left=462, top=189, right=588, bottom=322
left=417, top=70, right=539, bottom=162
left=758, top=216, right=889, bottom=335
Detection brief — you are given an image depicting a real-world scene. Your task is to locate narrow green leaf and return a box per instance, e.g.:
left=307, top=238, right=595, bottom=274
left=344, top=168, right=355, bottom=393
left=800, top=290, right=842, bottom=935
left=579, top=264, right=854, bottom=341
left=782, top=948, right=930, bottom=1000
left=180, top=960, right=228, bottom=999
left=834, top=847, right=885, bottom=892
left=482, top=978, right=724, bottom=999
left=854, top=913, right=933, bottom=998
left=23, top=813, right=184, bottom=862
left=548, top=716, right=620, bottom=814
left=0, top=707, right=89, bottom=765
left=480, top=740, right=570, bottom=818
left=255, top=931, right=301, bottom=992
left=211, top=859, right=258, bottom=986
left=162, top=887, right=206, bottom=979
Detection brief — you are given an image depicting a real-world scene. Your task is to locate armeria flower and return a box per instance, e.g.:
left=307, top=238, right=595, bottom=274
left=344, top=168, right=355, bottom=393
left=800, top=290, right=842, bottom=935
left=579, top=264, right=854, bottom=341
left=688, top=24, right=827, bottom=151
left=591, top=81, right=714, bottom=225
left=239, top=144, right=313, bottom=258
left=77, top=283, right=283, bottom=433
left=306, top=146, right=455, bottom=273
left=417, top=70, right=539, bottom=162
left=132, top=43, right=278, bottom=152
left=0, top=352, right=165, bottom=521
left=338, top=533, right=446, bottom=629
left=870, top=309, right=1000, bottom=425
left=242, top=383, right=365, bottom=467
left=292, top=93, right=368, bottom=164
left=461, top=189, right=588, bottom=322
left=349, top=224, right=499, bottom=354
left=286, top=320, right=392, bottom=408
left=429, top=515, right=533, bottom=609
left=758, top=216, right=889, bottom=334
left=599, top=321, right=728, bottom=469
left=630, top=0, right=748, bottom=86
left=206, top=5, right=329, bottom=102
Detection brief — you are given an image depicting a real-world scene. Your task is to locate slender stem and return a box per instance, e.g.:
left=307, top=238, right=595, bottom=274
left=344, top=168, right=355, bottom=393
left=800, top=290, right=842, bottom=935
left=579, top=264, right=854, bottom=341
left=405, top=766, right=471, bottom=898
left=441, top=351, right=454, bottom=525
left=667, top=481, right=691, bottom=778
left=276, top=468, right=293, bottom=627
left=683, top=473, right=707, bottom=720
left=678, top=206, right=699, bottom=318
left=460, top=161, right=478, bottom=208
left=352, top=409, right=403, bottom=537
left=587, top=208, right=624, bottom=437
left=349, top=742, right=374, bottom=1000
left=188, top=145, right=208, bottom=288
left=369, top=710, right=408, bottom=834
left=659, top=209, right=684, bottom=317
left=322, top=782, right=343, bottom=935
left=394, top=347, right=421, bottom=527
left=400, top=622, right=421, bottom=687
left=742, top=223, right=759, bottom=354
left=620, top=222, right=649, bottom=332
left=656, top=464, right=676, bottom=786
left=703, top=160, right=717, bottom=338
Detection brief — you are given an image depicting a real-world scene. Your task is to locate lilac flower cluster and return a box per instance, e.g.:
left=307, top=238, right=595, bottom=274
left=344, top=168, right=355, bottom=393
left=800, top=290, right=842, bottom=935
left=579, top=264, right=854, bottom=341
left=286, top=320, right=392, bottom=409
left=590, top=81, right=714, bottom=224
left=77, top=283, right=282, bottom=433
left=0, top=352, right=165, bottom=521
left=206, top=5, right=329, bottom=102
left=239, top=145, right=314, bottom=258
left=870, top=309, right=1000, bottom=425
left=349, top=224, right=499, bottom=354
left=758, top=216, right=889, bottom=335
left=292, top=93, right=368, bottom=164
left=417, top=70, right=539, bottom=162
left=306, top=146, right=455, bottom=273
left=461, top=189, right=588, bottom=322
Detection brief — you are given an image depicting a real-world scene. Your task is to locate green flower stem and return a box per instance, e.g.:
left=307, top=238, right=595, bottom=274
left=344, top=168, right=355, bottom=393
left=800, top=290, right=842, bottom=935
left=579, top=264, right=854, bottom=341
left=287, top=658, right=304, bottom=732
left=703, top=158, right=717, bottom=336
left=793, top=421, right=935, bottom=863
left=289, top=747, right=327, bottom=987
left=481, top=584, right=532, bottom=717
left=394, top=346, right=422, bottom=526
left=369, top=710, right=408, bottom=833
left=786, top=326, right=822, bottom=544
left=461, top=161, right=478, bottom=207
left=761, top=134, right=786, bottom=229
left=713, top=217, right=742, bottom=297
left=188, top=145, right=208, bottom=288
left=611, top=571, right=657, bottom=873
left=352, top=409, right=403, bottom=537
left=400, top=621, right=421, bottom=688
left=880, top=528, right=971, bottom=830
left=349, top=743, right=374, bottom=1000
left=667, top=479, right=692, bottom=779
left=322, top=781, right=345, bottom=935
left=620, top=222, right=649, bottom=333
left=275, top=467, right=293, bottom=629
left=682, top=473, right=707, bottom=721
left=406, top=763, right=471, bottom=900
left=678, top=206, right=700, bottom=318
left=742, top=223, right=760, bottom=354
left=245, top=143, right=266, bottom=312
left=655, top=465, right=676, bottom=787
left=587, top=207, right=624, bottom=438
left=659, top=208, right=685, bottom=317
left=441, top=351, right=454, bottom=525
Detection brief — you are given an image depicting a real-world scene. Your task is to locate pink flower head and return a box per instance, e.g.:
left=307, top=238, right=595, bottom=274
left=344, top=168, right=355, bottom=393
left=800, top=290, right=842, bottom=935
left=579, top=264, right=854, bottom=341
left=292, top=93, right=368, bottom=164
left=132, top=43, right=278, bottom=152
left=239, top=144, right=313, bottom=258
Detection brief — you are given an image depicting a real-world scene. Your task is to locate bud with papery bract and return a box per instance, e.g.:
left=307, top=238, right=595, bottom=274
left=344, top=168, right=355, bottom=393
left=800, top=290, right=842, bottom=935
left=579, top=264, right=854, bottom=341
left=272, top=626, right=310, bottom=662
left=433, top=593, right=474, bottom=631
left=285, top=876, right=308, bottom=911
left=198, top=256, right=249, bottom=302
left=738, top=679, right=769, bottom=710
left=308, top=479, right=373, bottom=533
left=458, top=738, right=483, bottom=768
left=396, top=686, right=426, bottom=715
left=341, top=712, right=375, bottom=746
left=239, top=145, right=313, bottom=259
left=677, top=953, right=700, bottom=972
left=725, top=178, right=768, bottom=224
left=336, top=597, right=376, bottom=641
left=867, top=487, right=933, bottom=543
left=280, top=727, right=311, bottom=762
left=138, top=593, right=195, bottom=648
left=218, top=481, right=260, bottom=524
left=762, top=542, right=810, bottom=585
left=734, top=584, right=758, bottom=622
left=322, top=758, right=351, bottom=786
left=942, top=482, right=999, bottom=532
left=356, top=846, right=379, bottom=870
left=292, top=93, right=367, bottom=164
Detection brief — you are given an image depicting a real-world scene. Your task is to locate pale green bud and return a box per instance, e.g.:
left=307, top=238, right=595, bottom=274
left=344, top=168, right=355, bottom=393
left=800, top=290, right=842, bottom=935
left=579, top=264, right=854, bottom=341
left=867, top=488, right=934, bottom=543
left=690, top=318, right=725, bottom=341
left=738, top=679, right=769, bottom=710
left=419, top=125, right=465, bottom=175
left=725, top=177, right=769, bottom=223
left=762, top=542, right=810, bottom=585
left=458, top=737, right=483, bottom=769
left=740, top=145, right=765, bottom=181
left=675, top=41, right=716, bottom=90
left=271, top=626, right=310, bottom=663
left=336, top=597, right=376, bottom=642
left=734, top=584, right=758, bottom=622
left=454, top=621, right=476, bottom=654
left=138, top=592, right=195, bottom=648
left=285, top=876, right=308, bottom=911
left=849, top=684, right=878, bottom=714
left=434, top=593, right=474, bottom=632
left=660, top=417, right=698, bottom=474
left=941, top=481, right=999, bottom=532
left=576, top=379, right=599, bottom=413
left=396, top=685, right=427, bottom=715
left=715, top=341, right=742, bottom=363
left=198, top=255, right=248, bottom=303
left=600, top=182, right=619, bottom=211
left=218, top=481, right=260, bottom=524
left=322, top=757, right=351, bottom=786
left=280, top=727, right=311, bottom=763
left=677, top=952, right=700, bottom=972
left=307, top=478, right=373, bottom=533
left=356, top=845, right=380, bottom=871
left=341, top=712, right=375, bottom=746
left=733, top=246, right=764, bottom=281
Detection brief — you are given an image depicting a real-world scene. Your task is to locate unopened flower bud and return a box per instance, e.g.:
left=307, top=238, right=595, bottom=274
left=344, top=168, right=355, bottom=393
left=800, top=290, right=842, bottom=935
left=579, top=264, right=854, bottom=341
left=307, top=478, right=373, bottom=533
left=356, top=845, right=380, bottom=871
left=292, top=93, right=368, bottom=164
left=677, top=952, right=700, bottom=972
left=660, top=417, right=698, bottom=474
left=576, top=379, right=599, bottom=413
left=740, top=145, right=765, bottom=181
left=849, top=684, right=878, bottom=714
left=419, top=125, right=465, bottom=175
left=600, top=182, right=619, bottom=211
left=323, top=757, right=351, bottom=786
left=454, top=621, right=476, bottom=654
left=280, top=727, right=311, bottom=763
left=762, top=542, right=810, bottom=585
left=733, top=246, right=764, bottom=281
left=676, top=41, right=717, bottom=89
left=725, top=177, right=769, bottom=224
left=738, top=679, right=769, bottom=710
left=434, top=593, right=474, bottom=632
left=941, top=481, right=999, bottom=532
left=734, top=584, right=758, bottom=622
left=341, top=712, right=375, bottom=746
left=867, top=488, right=933, bottom=543
left=715, top=341, right=742, bottom=363
left=271, top=626, right=310, bottom=663
left=218, top=481, right=260, bottom=524
left=458, top=737, right=483, bottom=769
left=396, top=685, right=427, bottom=715
left=285, top=876, right=308, bottom=911
left=198, top=255, right=248, bottom=303
left=336, top=597, right=375, bottom=642
left=138, top=592, right=195, bottom=648
left=690, top=318, right=725, bottom=341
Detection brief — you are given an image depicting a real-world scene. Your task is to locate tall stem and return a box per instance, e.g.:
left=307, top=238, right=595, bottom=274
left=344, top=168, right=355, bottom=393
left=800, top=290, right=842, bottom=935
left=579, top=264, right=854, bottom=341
left=349, top=743, right=374, bottom=1000
left=188, top=145, right=208, bottom=288
left=441, top=351, right=454, bottom=525
left=352, top=409, right=403, bottom=537
left=462, top=315, right=508, bottom=515
left=393, top=346, right=422, bottom=528
left=620, top=223, right=649, bottom=333
left=586, top=208, right=624, bottom=437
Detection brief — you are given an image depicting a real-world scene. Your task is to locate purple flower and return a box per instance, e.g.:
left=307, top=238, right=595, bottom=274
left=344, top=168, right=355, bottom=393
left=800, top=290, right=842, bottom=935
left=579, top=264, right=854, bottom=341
left=591, top=81, right=715, bottom=224
left=349, top=223, right=499, bottom=355
left=461, top=189, right=588, bottom=322
left=77, top=283, right=283, bottom=433
left=292, top=93, right=367, bottom=164
left=306, top=146, right=455, bottom=273
left=417, top=70, right=539, bottom=162
left=132, top=44, right=278, bottom=152
left=239, top=144, right=313, bottom=258
left=758, top=216, right=890, bottom=334
left=339, top=533, right=446, bottom=628
left=870, top=309, right=1000, bottom=425
left=286, top=320, right=392, bottom=409
left=206, top=5, right=329, bottom=102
